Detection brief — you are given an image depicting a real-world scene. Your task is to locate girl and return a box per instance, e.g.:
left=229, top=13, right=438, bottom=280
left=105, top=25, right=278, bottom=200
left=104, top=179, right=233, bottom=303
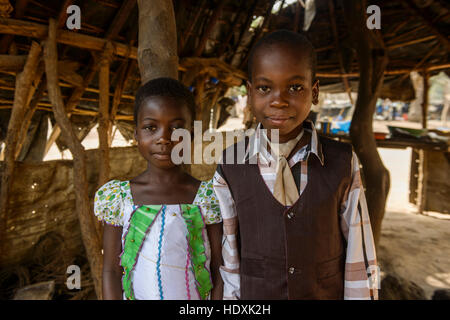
left=94, top=77, right=223, bottom=300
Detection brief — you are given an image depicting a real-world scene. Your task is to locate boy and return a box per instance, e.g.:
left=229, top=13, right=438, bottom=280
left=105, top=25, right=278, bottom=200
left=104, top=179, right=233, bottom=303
left=213, top=30, right=378, bottom=300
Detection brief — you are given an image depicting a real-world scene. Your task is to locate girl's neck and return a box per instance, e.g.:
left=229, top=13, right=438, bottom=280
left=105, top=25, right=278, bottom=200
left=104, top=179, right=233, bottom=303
left=143, top=163, right=187, bottom=184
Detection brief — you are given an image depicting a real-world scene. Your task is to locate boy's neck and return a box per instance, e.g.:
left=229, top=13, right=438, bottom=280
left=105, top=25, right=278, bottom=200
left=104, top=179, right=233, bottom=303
left=263, top=123, right=304, bottom=144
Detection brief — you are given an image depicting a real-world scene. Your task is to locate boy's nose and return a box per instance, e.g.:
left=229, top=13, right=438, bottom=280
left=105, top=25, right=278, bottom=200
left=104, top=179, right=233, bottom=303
left=270, top=89, right=289, bottom=108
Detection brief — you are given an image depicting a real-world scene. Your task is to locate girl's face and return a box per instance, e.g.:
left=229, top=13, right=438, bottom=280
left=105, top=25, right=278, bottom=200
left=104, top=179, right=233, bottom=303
left=247, top=43, right=319, bottom=143
left=134, top=96, right=193, bottom=169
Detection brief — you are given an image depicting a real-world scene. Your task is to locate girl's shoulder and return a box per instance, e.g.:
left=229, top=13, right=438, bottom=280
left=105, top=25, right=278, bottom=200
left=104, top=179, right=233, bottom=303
left=193, top=179, right=222, bottom=225
left=94, top=179, right=133, bottom=226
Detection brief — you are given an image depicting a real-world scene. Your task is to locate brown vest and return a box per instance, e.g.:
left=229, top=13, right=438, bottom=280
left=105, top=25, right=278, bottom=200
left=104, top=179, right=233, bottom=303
left=218, top=135, right=353, bottom=299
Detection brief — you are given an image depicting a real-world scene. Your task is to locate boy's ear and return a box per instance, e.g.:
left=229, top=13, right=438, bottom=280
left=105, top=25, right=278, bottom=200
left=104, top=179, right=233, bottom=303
left=246, top=80, right=252, bottom=99
left=312, top=79, right=320, bottom=105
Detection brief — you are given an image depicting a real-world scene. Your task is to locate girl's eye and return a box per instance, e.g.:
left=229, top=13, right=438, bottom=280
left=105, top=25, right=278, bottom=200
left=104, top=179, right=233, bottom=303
left=171, top=126, right=182, bottom=131
left=145, top=125, right=156, bottom=131
left=257, top=85, right=271, bottom=94
left=289, top=84, right=303, bottom=93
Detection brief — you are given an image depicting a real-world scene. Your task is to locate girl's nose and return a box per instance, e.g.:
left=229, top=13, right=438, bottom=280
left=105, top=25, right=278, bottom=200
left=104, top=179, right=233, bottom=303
left=156, top=127, right=172, bottom=144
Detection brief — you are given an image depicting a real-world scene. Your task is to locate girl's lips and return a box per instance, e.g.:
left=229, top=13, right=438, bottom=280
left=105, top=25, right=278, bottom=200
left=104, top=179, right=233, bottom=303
left=153, top=153, right=171, bottom=160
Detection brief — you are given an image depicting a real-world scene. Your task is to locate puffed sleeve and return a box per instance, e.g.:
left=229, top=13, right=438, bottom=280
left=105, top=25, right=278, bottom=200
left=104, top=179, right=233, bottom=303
left=94, top=179, right=126, bottom=226
left=194, top=179, right=222, bottom=225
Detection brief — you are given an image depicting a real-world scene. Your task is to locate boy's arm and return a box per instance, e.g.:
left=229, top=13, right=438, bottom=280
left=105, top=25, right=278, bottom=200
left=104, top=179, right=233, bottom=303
left=212, top=170, right=241, bottom=300
left=340, top=152, right=379, bottom=300
left=102, top=224, right=124, bottom=300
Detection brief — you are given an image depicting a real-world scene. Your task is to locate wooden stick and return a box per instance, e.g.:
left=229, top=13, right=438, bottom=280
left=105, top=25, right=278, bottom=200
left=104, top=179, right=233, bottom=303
left=43, top=18, right=103, bottom=300
left=178, top=0, right=206, bottom=54
left=328, top=0, right=353, bottom=104
left=217, top=1, right=246, bottom=58
left=0, top=40, right=41, bottom=265
left=193, top=1, right=226, bottom=57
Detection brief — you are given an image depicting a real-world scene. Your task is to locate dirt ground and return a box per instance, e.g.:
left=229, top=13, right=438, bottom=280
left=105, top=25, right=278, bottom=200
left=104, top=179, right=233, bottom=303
left=44, top=116, right=450, bottom=299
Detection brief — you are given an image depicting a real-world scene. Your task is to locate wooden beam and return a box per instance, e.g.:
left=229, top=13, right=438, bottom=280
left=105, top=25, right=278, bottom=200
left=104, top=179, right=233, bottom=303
left=0, top=41, right=41, bottom=265
left=43, top=18, right=103, bottom=299
left=402, top=0, right=450, bottom=51
left=0, top=54, right=26, bottom=71
left=0, top=18, right=138, bottom=59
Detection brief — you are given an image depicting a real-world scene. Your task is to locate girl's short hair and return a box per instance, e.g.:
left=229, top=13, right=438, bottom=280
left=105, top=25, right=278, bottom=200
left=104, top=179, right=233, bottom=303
left=134, top=77, right=196, bottom=125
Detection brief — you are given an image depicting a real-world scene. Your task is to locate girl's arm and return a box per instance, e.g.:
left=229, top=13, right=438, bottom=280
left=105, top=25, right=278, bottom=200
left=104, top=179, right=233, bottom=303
left=102, top=224, right=124, bottom=300
left=206, top=222, right=224, bottom=300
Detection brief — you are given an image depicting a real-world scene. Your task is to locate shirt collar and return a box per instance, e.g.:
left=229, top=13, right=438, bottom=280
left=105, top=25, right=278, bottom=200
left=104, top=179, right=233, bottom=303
left=244, top=119, right=325, bottom=166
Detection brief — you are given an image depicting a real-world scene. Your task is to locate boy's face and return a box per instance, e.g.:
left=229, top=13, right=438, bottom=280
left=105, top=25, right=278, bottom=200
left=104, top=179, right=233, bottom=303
left=134, top=96, right=192, bottom=169
left=247, top=43, right=319, bottom=143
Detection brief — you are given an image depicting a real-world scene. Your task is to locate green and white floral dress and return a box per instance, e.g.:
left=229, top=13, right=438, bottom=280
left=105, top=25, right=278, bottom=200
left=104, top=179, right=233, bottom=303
left=94, top=179, right=222, bottom=300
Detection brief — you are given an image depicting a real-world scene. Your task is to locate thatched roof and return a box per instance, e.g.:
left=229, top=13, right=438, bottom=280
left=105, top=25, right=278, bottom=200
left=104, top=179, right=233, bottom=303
left=0, top=0, right=448, bottom=157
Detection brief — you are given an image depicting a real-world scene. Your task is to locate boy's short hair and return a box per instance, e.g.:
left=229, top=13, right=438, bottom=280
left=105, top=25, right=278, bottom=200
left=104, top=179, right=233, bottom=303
left=247, top=30, right=317, bottom=83
left=134, top=77, right=196, bottom=125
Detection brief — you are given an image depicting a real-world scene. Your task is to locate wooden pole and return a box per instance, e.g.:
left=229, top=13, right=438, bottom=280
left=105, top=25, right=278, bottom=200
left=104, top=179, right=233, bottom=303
left=14, top=74, right=46, bottom=159
left=0, top=41, right=41, bottom=264
left=43, top=18, right=103, bottom=299
left=137, top=0, right=178, bottom=83
left=342, top=0, right=390, bottom=248
left=97, top=43, right=113, bottom=188
left=421, top=69, right=429, bottom=129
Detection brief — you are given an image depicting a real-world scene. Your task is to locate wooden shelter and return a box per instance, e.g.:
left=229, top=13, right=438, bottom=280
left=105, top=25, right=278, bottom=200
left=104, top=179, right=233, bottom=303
left=0, top=0, right=448, bottom=299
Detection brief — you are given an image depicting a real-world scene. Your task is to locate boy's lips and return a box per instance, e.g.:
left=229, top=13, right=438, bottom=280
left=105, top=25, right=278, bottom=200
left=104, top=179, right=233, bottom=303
left=265, top=116, right=292, bottom=126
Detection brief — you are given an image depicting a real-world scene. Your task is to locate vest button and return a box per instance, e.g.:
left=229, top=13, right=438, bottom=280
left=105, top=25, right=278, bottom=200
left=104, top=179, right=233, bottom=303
left=288, top=267, right=295, bottom=274
left=287, top=211, right=295, bottom=219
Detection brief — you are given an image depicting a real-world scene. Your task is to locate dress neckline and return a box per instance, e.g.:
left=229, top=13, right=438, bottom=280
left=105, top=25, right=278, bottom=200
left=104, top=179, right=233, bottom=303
left=126, top=180, right=204, bottom=207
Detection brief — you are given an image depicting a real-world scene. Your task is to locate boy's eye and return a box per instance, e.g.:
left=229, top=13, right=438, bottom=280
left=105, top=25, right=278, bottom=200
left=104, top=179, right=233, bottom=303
left=288, top=84, right=303, bottom=93
left=145, top=125, right=157, bottom=131
left=257, top=85, right=271, bottom=94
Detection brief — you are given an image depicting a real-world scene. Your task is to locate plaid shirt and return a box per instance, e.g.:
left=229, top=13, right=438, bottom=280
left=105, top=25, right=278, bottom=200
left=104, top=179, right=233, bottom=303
left=213, top=120, right=379, bottom=300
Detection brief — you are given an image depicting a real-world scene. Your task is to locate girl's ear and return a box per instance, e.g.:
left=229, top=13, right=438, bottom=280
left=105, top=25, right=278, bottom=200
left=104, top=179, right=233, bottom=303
left=312, top=79, right=320, bottom=105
